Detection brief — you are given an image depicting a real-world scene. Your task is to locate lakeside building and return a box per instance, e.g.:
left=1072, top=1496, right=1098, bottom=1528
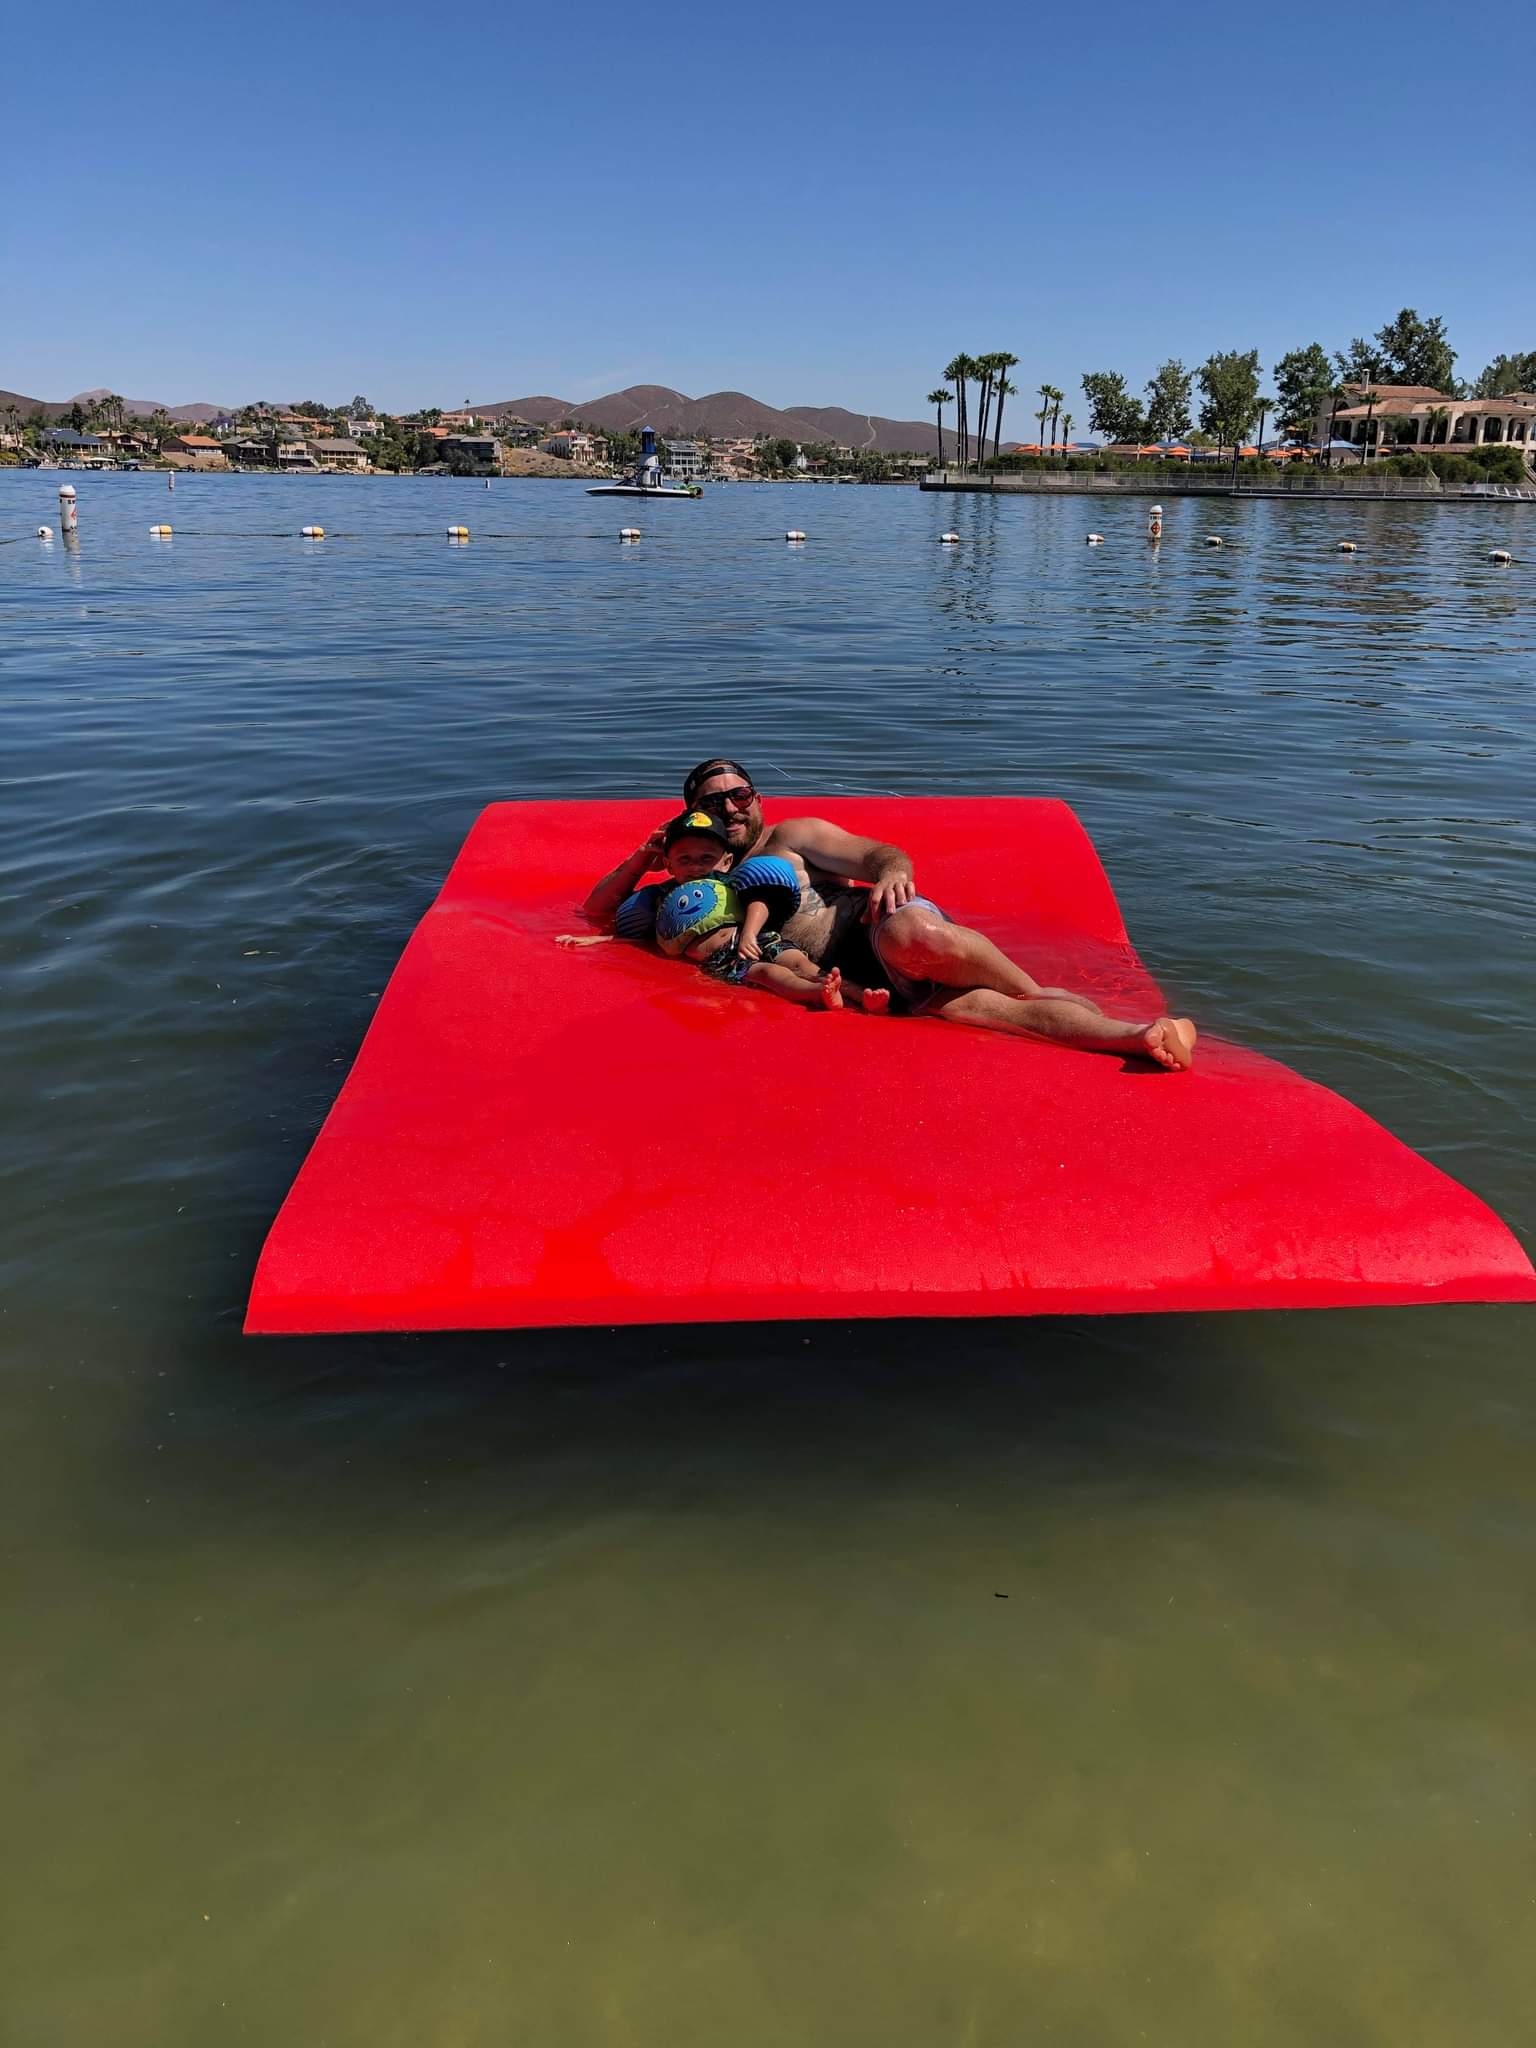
left=163, top=433, right=230, bottom=470
left=440, top=434, right=502, bottom=476
left=662, top=438, right=703, bottom=480
left=309, top=436, right=371, bottom=472
left=541, top=430, right=598, bottom=465
left=1329, top=384, right=1535, bottom=452
left=41, top=428, right=111, bottom=467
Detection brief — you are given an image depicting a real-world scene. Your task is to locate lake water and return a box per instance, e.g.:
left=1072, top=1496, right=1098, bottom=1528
left=3, top=472, right=1533, bottom=2045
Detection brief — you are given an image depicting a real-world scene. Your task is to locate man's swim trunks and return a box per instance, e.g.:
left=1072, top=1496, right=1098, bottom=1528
left=828, top=896, right=949, bottom=1011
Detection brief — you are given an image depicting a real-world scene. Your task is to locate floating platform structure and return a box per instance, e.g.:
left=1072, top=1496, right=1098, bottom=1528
left=246, top=799, right=1535, bottom=1334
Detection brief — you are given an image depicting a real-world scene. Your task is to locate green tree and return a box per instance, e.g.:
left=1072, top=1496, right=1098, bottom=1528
left=1060, top=410, right=1074, bottom=451
left=1471, top=351, right=1536, bottom=398
left=1197, top=349, right=1262, bottom=453
left=1143, top=360, right=1192, bottom=440
left=1035, top=383, right=1051, bottom=450
left=1374, top=308, right=1456, bottom=392
left=1272, top=343, right=1333, bottom=442
left=67, top=402, right=87, bottom=433
left=1079, top=370, right=1144, bottom=444
left=349, top=394, right=374, bottom=416
left=1334, top=337, right=1386, bottom=386
left=926, top=387, right=951, bottom=465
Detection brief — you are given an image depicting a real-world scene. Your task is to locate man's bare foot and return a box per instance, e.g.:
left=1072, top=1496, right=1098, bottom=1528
left=819, top=967, right=845, bottom=1010
left=856, top=986, right=891, bottom=1015
left=556, top=933, right=611, bottom=948
left=1141, top=1017, right=1197, bottom=1070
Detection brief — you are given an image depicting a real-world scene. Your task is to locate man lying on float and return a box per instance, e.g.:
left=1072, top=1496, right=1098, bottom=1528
left=580, top=756, right=1196, bottom=1069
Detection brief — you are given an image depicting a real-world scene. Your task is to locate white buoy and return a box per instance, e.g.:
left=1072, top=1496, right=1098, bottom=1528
left=149, top=523, right=172, bottom=536
left=58, top=483, right=78, bottom=533
left=1338, top=540, right=1358, bottom=553
left=37, top=525, right=54, bottom=539
left=619, top=527, right=641, bottom=540
left=786, top=530, right=806, bottom=542
left=168, top=473, right=174, bottom=492
left=1488, top=548, right=1513, bottom=564
left=1204, top=535, right=1224, bottom=548
left=446, top=525, right=470, bottom=539
left=1085, top=533, right=1104, bottom=545
left=1147, top=504, right=1163, bottom=541
left=939, top=531, right=960, bottom=544
left=301, top=525, right=325, bottom=538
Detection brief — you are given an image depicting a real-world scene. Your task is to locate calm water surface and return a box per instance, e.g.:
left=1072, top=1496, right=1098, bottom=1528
left=3, top=474, right=1533, bottom=2045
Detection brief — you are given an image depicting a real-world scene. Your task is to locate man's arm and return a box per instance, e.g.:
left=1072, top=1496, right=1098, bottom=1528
left=763, top=817, right=916, bottom=918
left=580, top=824, right=668, bottom=922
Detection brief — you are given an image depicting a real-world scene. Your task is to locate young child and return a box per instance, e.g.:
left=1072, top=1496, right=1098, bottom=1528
left=563, top=811, right=889, bottom=1013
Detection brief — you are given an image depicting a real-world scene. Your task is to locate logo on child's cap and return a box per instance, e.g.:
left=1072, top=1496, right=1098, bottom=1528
left=663, top=809, right=733, bottom=849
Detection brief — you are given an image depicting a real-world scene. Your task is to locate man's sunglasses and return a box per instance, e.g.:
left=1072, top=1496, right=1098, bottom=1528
left=696, top=784, right=756, bottom=814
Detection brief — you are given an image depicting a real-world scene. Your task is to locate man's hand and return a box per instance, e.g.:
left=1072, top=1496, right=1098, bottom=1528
left=637, top=823, right=669, bottom=866
left=866, top=871, right=916, bottom=921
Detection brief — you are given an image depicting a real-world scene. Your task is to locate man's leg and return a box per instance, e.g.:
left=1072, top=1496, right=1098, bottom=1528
left=931, top=988, right=1196, bottom=1069
left=875, top=906, right=1043, bottom=1000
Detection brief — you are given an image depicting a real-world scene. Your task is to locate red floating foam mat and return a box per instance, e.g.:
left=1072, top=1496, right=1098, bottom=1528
left=246, top=799, right=1535, bottom=1332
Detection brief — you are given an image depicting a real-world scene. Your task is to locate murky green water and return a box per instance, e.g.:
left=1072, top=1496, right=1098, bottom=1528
left=3, top=473, right=1532, bottom=2044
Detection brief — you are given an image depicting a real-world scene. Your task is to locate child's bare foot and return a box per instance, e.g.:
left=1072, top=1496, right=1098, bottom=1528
left=1141, top=1017, right=1197, bottom=1070
left=819, top=967, right=845, bottom=1010
left=556, top=933, right=611, bottom=948
left=856, top=986, right=891, bottom=1014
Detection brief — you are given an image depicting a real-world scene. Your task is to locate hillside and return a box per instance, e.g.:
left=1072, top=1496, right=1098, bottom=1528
left=471, top=383, right=940, bottom=454
left=1, top=387, right=228, bottom=422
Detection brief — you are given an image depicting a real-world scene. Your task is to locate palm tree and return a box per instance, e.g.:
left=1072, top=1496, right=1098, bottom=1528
left=1360, top=388, right=1380, bottom=462
left=1060, top=411, right=1074, bottom=455
left=927, top=388, right=952, bottom=468
left=992, top=379, right=1017, bottom=458
left=1036, top=383, right=1051, bottom=453
left=943, top=357, right=967, bottom=468
left=987, top=352, right=1018, bottom=458
left=948, top=354, right=978, bottom=469
left=1252, top=393, right=1273, bottom=466
left=1047, top=385, right=1064, bottom=455
left=973, top=355, right=995, bottom=465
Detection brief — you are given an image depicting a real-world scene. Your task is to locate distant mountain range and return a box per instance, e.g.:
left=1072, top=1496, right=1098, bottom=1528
left=3, top=379, right=946, bottom=452
left=473, top=384, right=942, bottom=455
left=1, top=386, right=229, bottom=423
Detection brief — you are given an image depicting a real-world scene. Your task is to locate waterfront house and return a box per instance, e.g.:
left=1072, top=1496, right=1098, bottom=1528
left=164, top=433, right=230, bottom=470
left=541, top=430, right=598, bottom=465
left=42, top=428, right=111, bottom=467
left=221, top=437, right=276, bottom=468
left=662, top=439, right=703, bottom=481
left=276, top=438, right=320, bottom=470
left=310, top=436, right=371, bottom=472
left=440, top=434, right=503, bottom=477
left=495, top=416, right=539, bottom=448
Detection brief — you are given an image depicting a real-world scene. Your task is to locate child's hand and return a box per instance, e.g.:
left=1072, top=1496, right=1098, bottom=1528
left=735, top=932, right=761, bottom=962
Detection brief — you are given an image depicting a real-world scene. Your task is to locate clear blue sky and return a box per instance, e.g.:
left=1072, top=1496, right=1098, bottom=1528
left=6, top=0, right=1532, bottom=416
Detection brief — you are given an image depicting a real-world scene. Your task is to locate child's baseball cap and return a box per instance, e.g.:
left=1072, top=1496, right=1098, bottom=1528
left=663, top=809, right=733, bottom=852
